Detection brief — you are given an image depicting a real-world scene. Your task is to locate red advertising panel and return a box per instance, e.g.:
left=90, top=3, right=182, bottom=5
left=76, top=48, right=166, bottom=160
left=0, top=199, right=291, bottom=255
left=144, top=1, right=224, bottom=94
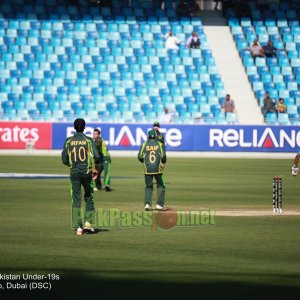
left=0, top=122, right=52, bottom=149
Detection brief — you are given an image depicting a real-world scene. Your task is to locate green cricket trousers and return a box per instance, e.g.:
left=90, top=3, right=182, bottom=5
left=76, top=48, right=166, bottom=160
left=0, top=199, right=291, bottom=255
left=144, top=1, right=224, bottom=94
left=70, top=169, right=95, bottom=228
left=95, top=158, right=111, bottom=188
left=145, top=173, right=166, bottom=207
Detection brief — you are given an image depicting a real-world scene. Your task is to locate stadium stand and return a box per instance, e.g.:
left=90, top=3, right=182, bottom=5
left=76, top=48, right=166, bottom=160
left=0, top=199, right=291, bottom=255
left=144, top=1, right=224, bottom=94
left=228, top=0, right=300, bottom=125
left=0, top=0, right=234, bottom=124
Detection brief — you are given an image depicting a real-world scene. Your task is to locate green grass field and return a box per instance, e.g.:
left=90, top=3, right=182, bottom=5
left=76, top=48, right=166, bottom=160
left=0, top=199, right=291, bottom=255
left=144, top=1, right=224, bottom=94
left=0, top=155, right=299, bottom=299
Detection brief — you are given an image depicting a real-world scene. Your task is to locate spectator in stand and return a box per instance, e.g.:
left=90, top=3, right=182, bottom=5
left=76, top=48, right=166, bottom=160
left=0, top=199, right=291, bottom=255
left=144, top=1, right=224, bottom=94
left=176, top=0, right=190, bottom=17
left=214, top=0, right=221, bottom=10
left=159, top=107, right=174, bottom=124
left=262, top=40, right=277, bottom=58
left=275, top=98, right=287, bottom=114
left=186, top=31, right=200, bottom=49
left=235, top=0, right=251, bottom=18
left=215, top=0, right=236, bottom=12
left=222, top=94, right=235, bottom=112
left=261, top=91, right=275, bottom=118
left=153, top=0, right=164, bottom=10
left=189, top=0, right=201, bottom=15
left=164, top=31, right=180, bottom=50
left=248, top=39, right=264, bottom=59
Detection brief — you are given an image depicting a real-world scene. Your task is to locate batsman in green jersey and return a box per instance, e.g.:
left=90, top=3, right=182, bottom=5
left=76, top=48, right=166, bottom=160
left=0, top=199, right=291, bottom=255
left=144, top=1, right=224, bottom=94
left=61, top=119, right=100, bottom=235
left=93, top=128, right=112, bottom=192
left=138, top=130, right=167, bottom=211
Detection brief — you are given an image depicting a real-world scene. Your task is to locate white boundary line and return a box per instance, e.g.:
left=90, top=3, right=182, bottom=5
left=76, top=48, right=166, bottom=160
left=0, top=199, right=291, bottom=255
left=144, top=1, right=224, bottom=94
left=0, top=149, right=295, bottom=159
left=0, top=173, right=69, bottom=178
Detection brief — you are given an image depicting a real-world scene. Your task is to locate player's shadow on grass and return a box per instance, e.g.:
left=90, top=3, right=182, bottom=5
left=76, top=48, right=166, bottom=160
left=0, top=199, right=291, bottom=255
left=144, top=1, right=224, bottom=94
left=84, top=228, right=109, bottom=234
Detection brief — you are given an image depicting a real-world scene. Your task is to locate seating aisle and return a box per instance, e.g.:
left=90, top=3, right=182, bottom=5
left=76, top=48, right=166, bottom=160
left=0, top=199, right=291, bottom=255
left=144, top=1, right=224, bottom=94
left=205, top=25, right=263, bottom=124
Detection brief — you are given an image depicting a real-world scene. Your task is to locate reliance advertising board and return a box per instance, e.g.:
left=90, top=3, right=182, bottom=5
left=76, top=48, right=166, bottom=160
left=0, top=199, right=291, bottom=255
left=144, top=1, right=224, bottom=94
left=0, top=122, right=300, bottom=152
left=51, top=123, right=184, bottom=150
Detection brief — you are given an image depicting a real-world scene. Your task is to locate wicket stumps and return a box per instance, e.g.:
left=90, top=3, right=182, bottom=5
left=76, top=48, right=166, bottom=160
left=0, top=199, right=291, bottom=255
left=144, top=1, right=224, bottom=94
left=272, top=177, right=282, bottom=214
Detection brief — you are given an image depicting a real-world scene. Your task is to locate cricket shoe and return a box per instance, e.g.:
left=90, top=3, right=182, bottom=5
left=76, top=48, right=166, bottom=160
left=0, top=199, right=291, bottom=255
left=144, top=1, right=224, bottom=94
left=76, top=227, right=84, bottom=236
left=155, top=204, right=165, bottom=211
left=105, top=185, right=112, bottom=192
left=84, top=221, right=95, bottom=233
left=144, top=204, right=152, bottom=211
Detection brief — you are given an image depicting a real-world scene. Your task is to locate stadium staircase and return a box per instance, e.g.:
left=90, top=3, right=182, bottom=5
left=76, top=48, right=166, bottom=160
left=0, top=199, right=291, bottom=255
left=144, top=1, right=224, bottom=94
left=205, top=24, right=264, bottom=124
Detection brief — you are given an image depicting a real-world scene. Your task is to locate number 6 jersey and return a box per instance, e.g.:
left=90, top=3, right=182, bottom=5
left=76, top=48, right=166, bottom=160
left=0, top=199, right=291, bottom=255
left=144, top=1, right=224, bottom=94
left=138, top=139, right=166, bottom=174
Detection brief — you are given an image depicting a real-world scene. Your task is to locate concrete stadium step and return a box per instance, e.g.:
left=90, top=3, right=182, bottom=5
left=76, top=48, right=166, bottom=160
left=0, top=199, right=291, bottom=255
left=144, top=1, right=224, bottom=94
left=204, top=25, right=264, bottom=124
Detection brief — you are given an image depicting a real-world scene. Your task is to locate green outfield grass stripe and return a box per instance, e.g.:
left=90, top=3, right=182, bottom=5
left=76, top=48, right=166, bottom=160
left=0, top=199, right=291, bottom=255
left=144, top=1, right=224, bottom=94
left=0, top=156, right=299, bottom=298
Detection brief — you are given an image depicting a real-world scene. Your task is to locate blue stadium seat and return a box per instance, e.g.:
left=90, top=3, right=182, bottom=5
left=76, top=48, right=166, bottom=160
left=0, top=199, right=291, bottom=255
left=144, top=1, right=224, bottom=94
left=281, top=66, right=292, bottom=75
left=0, top=7, right=229, bottom=124
left=277, top=113, right=290, bottom=125
left=269, top=66, right=280, bottom=75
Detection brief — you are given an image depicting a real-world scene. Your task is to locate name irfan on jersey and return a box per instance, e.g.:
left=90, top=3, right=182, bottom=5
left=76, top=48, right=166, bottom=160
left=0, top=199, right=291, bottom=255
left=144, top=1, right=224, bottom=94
left=70, top=140, right=87, bottom=146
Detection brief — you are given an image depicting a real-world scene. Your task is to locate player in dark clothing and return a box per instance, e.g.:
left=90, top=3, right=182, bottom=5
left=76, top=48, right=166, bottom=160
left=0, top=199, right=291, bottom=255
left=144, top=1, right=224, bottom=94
left=93, top=129, right=112, bottom=192
left=153, top=121, right=165, bottom=146
left=61, top=118, right=100, bottom=235
left=138, top=130, right=167, bottom=211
